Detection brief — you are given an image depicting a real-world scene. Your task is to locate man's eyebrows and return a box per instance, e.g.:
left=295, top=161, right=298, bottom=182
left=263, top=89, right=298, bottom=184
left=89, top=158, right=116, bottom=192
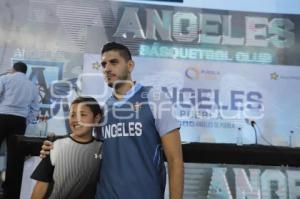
left=109, top=58, right=118, bottom=62
left=105, top=58, right=118, bottom=62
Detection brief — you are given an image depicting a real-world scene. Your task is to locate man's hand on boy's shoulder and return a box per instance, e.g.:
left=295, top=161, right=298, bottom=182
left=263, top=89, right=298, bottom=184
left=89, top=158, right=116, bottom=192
left=40, top=140, right=54, bottom=158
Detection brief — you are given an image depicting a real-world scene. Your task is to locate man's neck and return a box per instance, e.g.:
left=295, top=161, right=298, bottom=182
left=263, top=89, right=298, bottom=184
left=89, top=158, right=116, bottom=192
left=113, top=81, right=134, bottom=100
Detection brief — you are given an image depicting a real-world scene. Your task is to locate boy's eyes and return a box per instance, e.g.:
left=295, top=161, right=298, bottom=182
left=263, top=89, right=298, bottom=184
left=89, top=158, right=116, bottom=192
left=70, top=113, right=88, bottom=117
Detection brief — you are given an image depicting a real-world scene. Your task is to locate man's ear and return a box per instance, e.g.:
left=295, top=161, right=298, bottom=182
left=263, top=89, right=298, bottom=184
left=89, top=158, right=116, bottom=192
left=128, top=60, right=134, bottom=73
left=9, top=68, right=16, bottom=74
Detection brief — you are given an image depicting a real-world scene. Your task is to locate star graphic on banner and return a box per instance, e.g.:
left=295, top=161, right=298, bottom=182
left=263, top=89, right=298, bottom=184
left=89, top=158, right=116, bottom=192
left=270, top=72, right=279, bottom=80
left=92, top=62, right=101, bottom=70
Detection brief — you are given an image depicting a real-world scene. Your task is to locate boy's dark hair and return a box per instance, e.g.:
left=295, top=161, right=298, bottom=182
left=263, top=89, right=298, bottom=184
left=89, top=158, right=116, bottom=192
left=101, top=42, right=132, bottom=61
left=71, top=96, right=103, bottom=118
left=13, top=61, right=27, bottom=74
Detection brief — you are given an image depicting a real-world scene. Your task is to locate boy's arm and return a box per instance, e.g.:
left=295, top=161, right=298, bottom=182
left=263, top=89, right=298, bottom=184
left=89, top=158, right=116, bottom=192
left=31, top=181, right=49, bottom=199
left=31, top=156, right=54, bottom=198
left=31, top=155, right=54, bottom=181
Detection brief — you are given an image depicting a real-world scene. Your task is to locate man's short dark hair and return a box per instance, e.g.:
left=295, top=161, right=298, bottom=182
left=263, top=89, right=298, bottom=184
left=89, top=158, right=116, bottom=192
left=13, top=62, right=27, bottom=74
left=101, top=42, right=132, bottom=61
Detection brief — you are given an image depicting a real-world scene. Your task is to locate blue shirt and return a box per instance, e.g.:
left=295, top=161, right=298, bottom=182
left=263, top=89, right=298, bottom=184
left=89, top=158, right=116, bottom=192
left=95, top=83, right=179, bottom=199
left=0, top=72, right=39, bottom=123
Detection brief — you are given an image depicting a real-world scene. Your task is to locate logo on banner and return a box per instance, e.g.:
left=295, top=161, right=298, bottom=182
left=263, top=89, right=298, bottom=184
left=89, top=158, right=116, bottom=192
left=270, top=72, right=279, bottom=80
left=92, top=61, right=101, bottom=71
left=201, top=69, right=220, bottom=80
left=108, top=2, right=298, bottom=64
left=185, top=67, right=220, bottom=80
left=270, top=72, right=300, bottom=81
left=185, top=67, right=200, bottom=80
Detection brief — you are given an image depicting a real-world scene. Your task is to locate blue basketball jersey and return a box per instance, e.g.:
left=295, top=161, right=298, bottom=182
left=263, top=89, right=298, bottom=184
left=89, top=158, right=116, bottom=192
left=95, top=83, right=179, bottom=199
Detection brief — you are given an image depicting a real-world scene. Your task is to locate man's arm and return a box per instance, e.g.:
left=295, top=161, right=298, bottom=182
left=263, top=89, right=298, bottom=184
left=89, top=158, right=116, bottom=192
left=161, top=128, right=184, bottom=199
left=40, top=140, right=53, bottom=158
left=31, top=181, right=49, bottom=199
left=147, top=87, right=184, bottom=198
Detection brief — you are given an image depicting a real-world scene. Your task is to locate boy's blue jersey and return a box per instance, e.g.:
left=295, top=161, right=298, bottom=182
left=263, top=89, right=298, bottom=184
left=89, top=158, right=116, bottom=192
left=95, top=84, right=179, bottom=199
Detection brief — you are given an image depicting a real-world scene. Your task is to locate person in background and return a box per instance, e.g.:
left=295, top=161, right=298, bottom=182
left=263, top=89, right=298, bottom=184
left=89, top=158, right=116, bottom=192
left=31, top=96, right=102, bottom=199
left=0, top=61, right=39, bottom=199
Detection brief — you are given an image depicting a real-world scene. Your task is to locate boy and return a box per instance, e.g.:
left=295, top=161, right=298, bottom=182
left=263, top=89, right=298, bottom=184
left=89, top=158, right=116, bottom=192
left=31, top=97, right=102, bottom=199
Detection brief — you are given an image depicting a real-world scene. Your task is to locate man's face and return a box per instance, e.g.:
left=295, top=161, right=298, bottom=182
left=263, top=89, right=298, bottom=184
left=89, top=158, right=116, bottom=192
left=101, top=50, right=133, bottom=87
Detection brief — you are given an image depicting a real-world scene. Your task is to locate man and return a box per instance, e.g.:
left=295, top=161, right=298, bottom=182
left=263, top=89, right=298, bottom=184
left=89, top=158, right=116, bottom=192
left=42, top=42, right=184, bottom=199
left=97, top=42, right=183, bottom=198
left=0, top=61, right=39, bottom=199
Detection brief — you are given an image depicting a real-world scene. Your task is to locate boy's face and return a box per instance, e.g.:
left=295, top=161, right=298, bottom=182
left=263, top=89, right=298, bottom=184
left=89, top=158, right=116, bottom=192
left=69, top=103, right=100, bottom=139
left=101, top=50, right=134, bottom=87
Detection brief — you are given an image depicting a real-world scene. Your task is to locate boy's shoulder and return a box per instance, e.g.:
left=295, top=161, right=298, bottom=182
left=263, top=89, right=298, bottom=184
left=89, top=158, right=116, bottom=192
left=51, top=135, right=70, bottom=151
left=53, top=135, right=69, bottom=143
